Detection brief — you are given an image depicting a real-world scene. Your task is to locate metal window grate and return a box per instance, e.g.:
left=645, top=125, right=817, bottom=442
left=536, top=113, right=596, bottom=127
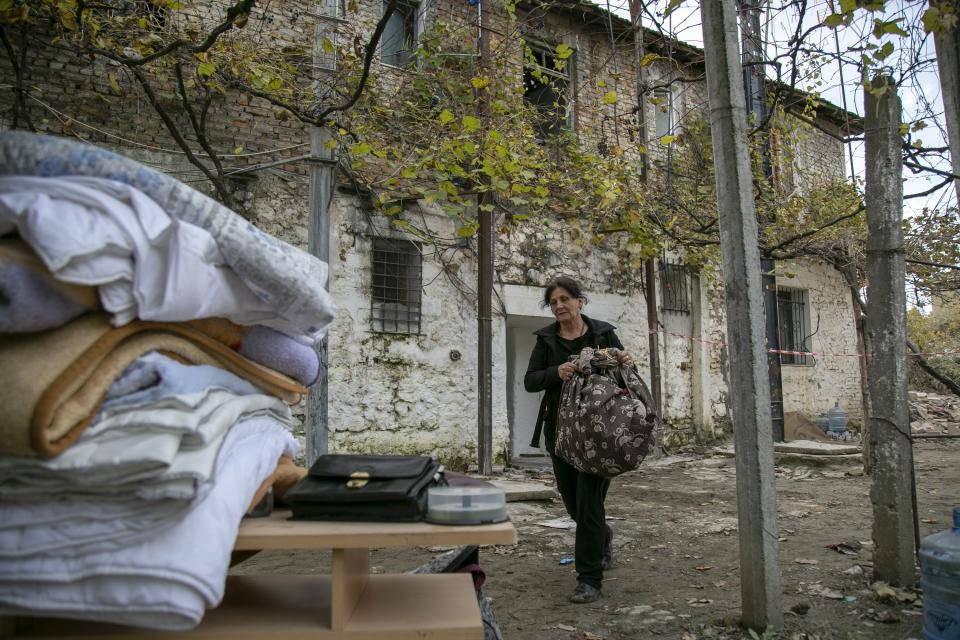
left=371, top=238, right=422, bottom=334
left=777, top=287, right=809, bottom=365
left=659, top=259, right=690, bottom=314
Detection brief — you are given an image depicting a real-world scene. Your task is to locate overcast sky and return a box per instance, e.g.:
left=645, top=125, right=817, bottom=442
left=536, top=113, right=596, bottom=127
left=590, top=0, right=954, bottom=216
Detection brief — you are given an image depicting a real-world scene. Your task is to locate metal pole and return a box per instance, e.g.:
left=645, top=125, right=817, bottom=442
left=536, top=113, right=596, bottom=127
left=699, top=0, right=782, bottom=629
left=644, top=258, right=662, bottom=417
left=628, top=0, right=663, bottom=423
left=305, top=126, right=336, bottom=466
left=476, top=0, right=493, bottom=475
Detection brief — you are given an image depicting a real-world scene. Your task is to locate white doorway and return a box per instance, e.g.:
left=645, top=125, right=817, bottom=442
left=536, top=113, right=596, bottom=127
left=506, top=316, right=550, bottom=459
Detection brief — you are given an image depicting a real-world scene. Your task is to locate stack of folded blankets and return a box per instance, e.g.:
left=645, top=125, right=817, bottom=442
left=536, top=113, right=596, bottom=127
left=0, top=132, right=336, bottom=630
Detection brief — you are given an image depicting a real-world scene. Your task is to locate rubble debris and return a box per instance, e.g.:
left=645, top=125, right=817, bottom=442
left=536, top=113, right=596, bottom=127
left=825, top=541, right=863, bottom=555
left=790, top=602, right=811, bottom=616
left=909, top=391, right=960, bottom=436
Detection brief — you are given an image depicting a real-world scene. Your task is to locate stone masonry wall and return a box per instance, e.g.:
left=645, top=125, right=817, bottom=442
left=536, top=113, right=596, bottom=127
left=0, top=0, right=860, bottom=459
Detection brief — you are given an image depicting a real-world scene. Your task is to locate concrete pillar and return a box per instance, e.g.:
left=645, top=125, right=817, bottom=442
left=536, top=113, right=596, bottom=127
left=305, top=126, right=336, bottom=465
left=699, top=0, right=782, bottom=630
left=864, top=76, right=916, bottom=586
left=933, top=0, right=960, bottom=203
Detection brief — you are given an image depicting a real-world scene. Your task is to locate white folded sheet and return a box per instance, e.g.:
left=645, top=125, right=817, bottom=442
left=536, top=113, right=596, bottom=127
left=0, top=391, right=290, bottom=500
left=0, top=175, right=320, bottom=339
left=0, top=415, right=298, bottom=630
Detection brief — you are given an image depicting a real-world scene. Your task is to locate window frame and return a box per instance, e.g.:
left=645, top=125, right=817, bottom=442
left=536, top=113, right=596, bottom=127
left=659, top=259, right=691, bottom=315
left=776, top=287, right=812, bottom=366
left=317, top=0, right=344, bottom=19
left=380, top=0, right=422, bottom=68
left=522, top=40, right=575, bottom=140
left=314, top=25, right=338, bottom=72
left=370, top=237, right=423, bottom=335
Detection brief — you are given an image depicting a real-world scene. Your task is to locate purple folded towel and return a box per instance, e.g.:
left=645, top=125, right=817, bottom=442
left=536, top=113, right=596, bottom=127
left=0, top=262, right=89, bottom=332
left=239, top=325, right=321, bottom=387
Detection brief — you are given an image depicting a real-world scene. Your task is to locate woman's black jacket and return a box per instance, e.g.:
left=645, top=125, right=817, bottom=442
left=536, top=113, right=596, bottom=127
left=523, top=314, right=623, bottom=451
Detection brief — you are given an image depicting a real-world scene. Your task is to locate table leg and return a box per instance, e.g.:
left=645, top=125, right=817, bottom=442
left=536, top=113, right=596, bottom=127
left=330, top=548, right=369, bottom=631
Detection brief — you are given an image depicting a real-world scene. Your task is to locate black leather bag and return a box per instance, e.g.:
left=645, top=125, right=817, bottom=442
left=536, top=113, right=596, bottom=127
left=286, top=454, right=445, bottom=522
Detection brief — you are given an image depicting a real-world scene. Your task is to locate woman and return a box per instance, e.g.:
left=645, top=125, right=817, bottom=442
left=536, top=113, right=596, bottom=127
left=524, top=277, right=634, bottom=604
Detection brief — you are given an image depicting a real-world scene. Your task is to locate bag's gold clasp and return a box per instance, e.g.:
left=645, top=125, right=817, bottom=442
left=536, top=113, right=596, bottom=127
left=346, top=471, right=370, bottom=489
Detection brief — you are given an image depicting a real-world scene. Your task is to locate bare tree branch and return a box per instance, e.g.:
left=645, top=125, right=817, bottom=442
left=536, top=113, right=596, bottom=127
left=128, top=65, right=234, bottom=205
left=0, top=25, right=36, bottom=132
left=85, top=0, right=256, bottom=67
left=765, top=204, right=865, bottom=255
left=908, top=338, right=960, bottom=398
left=174, top=62, right=227, bottom=187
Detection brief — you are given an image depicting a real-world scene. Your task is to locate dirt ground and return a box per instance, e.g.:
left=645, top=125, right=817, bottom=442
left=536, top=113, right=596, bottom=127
left=232, top=437, right=959, bottom=640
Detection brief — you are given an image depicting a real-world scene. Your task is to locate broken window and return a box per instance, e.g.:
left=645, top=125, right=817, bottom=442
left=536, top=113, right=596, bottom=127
left=777, top=287, right=810, bottom=365
left=659, top=259, right=690, bottom=314
left=523, top=43, right=572, bottom=139
left=314, top=26, right=337, bottom=72
left=652, top=88, right=673, bottom=141
left=371, top=238, right=422, bottom=334
left=380, top=0, right=420, bottom=67
left=318, top=0, right=343, bottom=18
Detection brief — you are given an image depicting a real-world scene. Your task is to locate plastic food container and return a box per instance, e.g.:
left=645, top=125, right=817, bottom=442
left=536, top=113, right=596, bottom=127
left=426, top=486, right=508, bottom=525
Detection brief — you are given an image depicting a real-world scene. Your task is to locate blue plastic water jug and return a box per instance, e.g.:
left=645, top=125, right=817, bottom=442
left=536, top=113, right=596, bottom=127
left=921, top=507, right=960, bottom=640
left=827, top=401, right=847, bottom=434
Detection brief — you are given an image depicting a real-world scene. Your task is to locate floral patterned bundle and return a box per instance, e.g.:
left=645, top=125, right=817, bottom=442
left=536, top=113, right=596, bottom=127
left=554, top=347, right=660, bottom=478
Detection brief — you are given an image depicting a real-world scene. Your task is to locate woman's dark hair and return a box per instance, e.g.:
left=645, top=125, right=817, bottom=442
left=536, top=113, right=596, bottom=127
left=542, top=277, right=589, bottom=308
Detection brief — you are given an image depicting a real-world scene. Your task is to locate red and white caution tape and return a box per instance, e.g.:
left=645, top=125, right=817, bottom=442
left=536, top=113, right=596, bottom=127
left=647, top=328, right=959, bottom=359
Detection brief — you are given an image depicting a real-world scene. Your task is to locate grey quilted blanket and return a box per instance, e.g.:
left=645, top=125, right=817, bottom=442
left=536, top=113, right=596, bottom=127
left=0, top=131, right=335, bottom=340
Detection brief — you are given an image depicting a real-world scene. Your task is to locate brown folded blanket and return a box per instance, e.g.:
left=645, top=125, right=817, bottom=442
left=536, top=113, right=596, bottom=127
left=0, top=314, right=306, bottom=458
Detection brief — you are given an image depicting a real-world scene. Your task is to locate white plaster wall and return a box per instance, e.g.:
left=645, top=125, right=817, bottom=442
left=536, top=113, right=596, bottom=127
left=776, top=258, right=863, bottom=422
left=324, top=197, right=510, bottom=465
left=704, top=275, right=734, bottom=431
left=659, top=308, right=695, bottom=428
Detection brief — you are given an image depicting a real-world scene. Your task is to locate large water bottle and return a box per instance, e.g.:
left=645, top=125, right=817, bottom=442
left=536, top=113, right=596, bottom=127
left=921, top=507, right=960, bottom=640
left=827, top=401, right=848, bottom=435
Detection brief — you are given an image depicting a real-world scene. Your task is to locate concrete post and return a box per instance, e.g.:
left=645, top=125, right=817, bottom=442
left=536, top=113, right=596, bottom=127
left=864, top=76, right=916, bottom=586
left=933, top=1, right=960, bottom=203
left=305, top=126, right=336, bottom=466
left=699, top=0, right=782, bottom=630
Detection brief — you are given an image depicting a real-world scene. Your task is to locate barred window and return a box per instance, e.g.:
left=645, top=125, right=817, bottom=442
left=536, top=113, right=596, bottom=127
left=659, top=259, right=690, bottom=314
left=777, top=287, right=810, bottom=365
left=371, top=238, right=422, bottom=334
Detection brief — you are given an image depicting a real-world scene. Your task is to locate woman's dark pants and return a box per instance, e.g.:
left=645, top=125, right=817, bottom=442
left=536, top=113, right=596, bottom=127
left=550, top=452, right=611, bottom=590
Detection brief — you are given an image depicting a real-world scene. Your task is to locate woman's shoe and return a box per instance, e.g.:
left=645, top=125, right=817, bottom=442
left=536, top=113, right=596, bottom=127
left=569, top=581, right=602, bottom=604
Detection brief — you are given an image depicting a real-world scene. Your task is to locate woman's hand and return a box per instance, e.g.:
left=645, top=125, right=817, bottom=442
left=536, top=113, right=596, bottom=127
left=618, top=351, right=634, bottom=368
left=557, top=361, right=577, bottom=381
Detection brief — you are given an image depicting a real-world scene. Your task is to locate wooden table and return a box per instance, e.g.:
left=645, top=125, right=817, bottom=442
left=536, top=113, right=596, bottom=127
left=8, top=511, right=517, bottom=639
